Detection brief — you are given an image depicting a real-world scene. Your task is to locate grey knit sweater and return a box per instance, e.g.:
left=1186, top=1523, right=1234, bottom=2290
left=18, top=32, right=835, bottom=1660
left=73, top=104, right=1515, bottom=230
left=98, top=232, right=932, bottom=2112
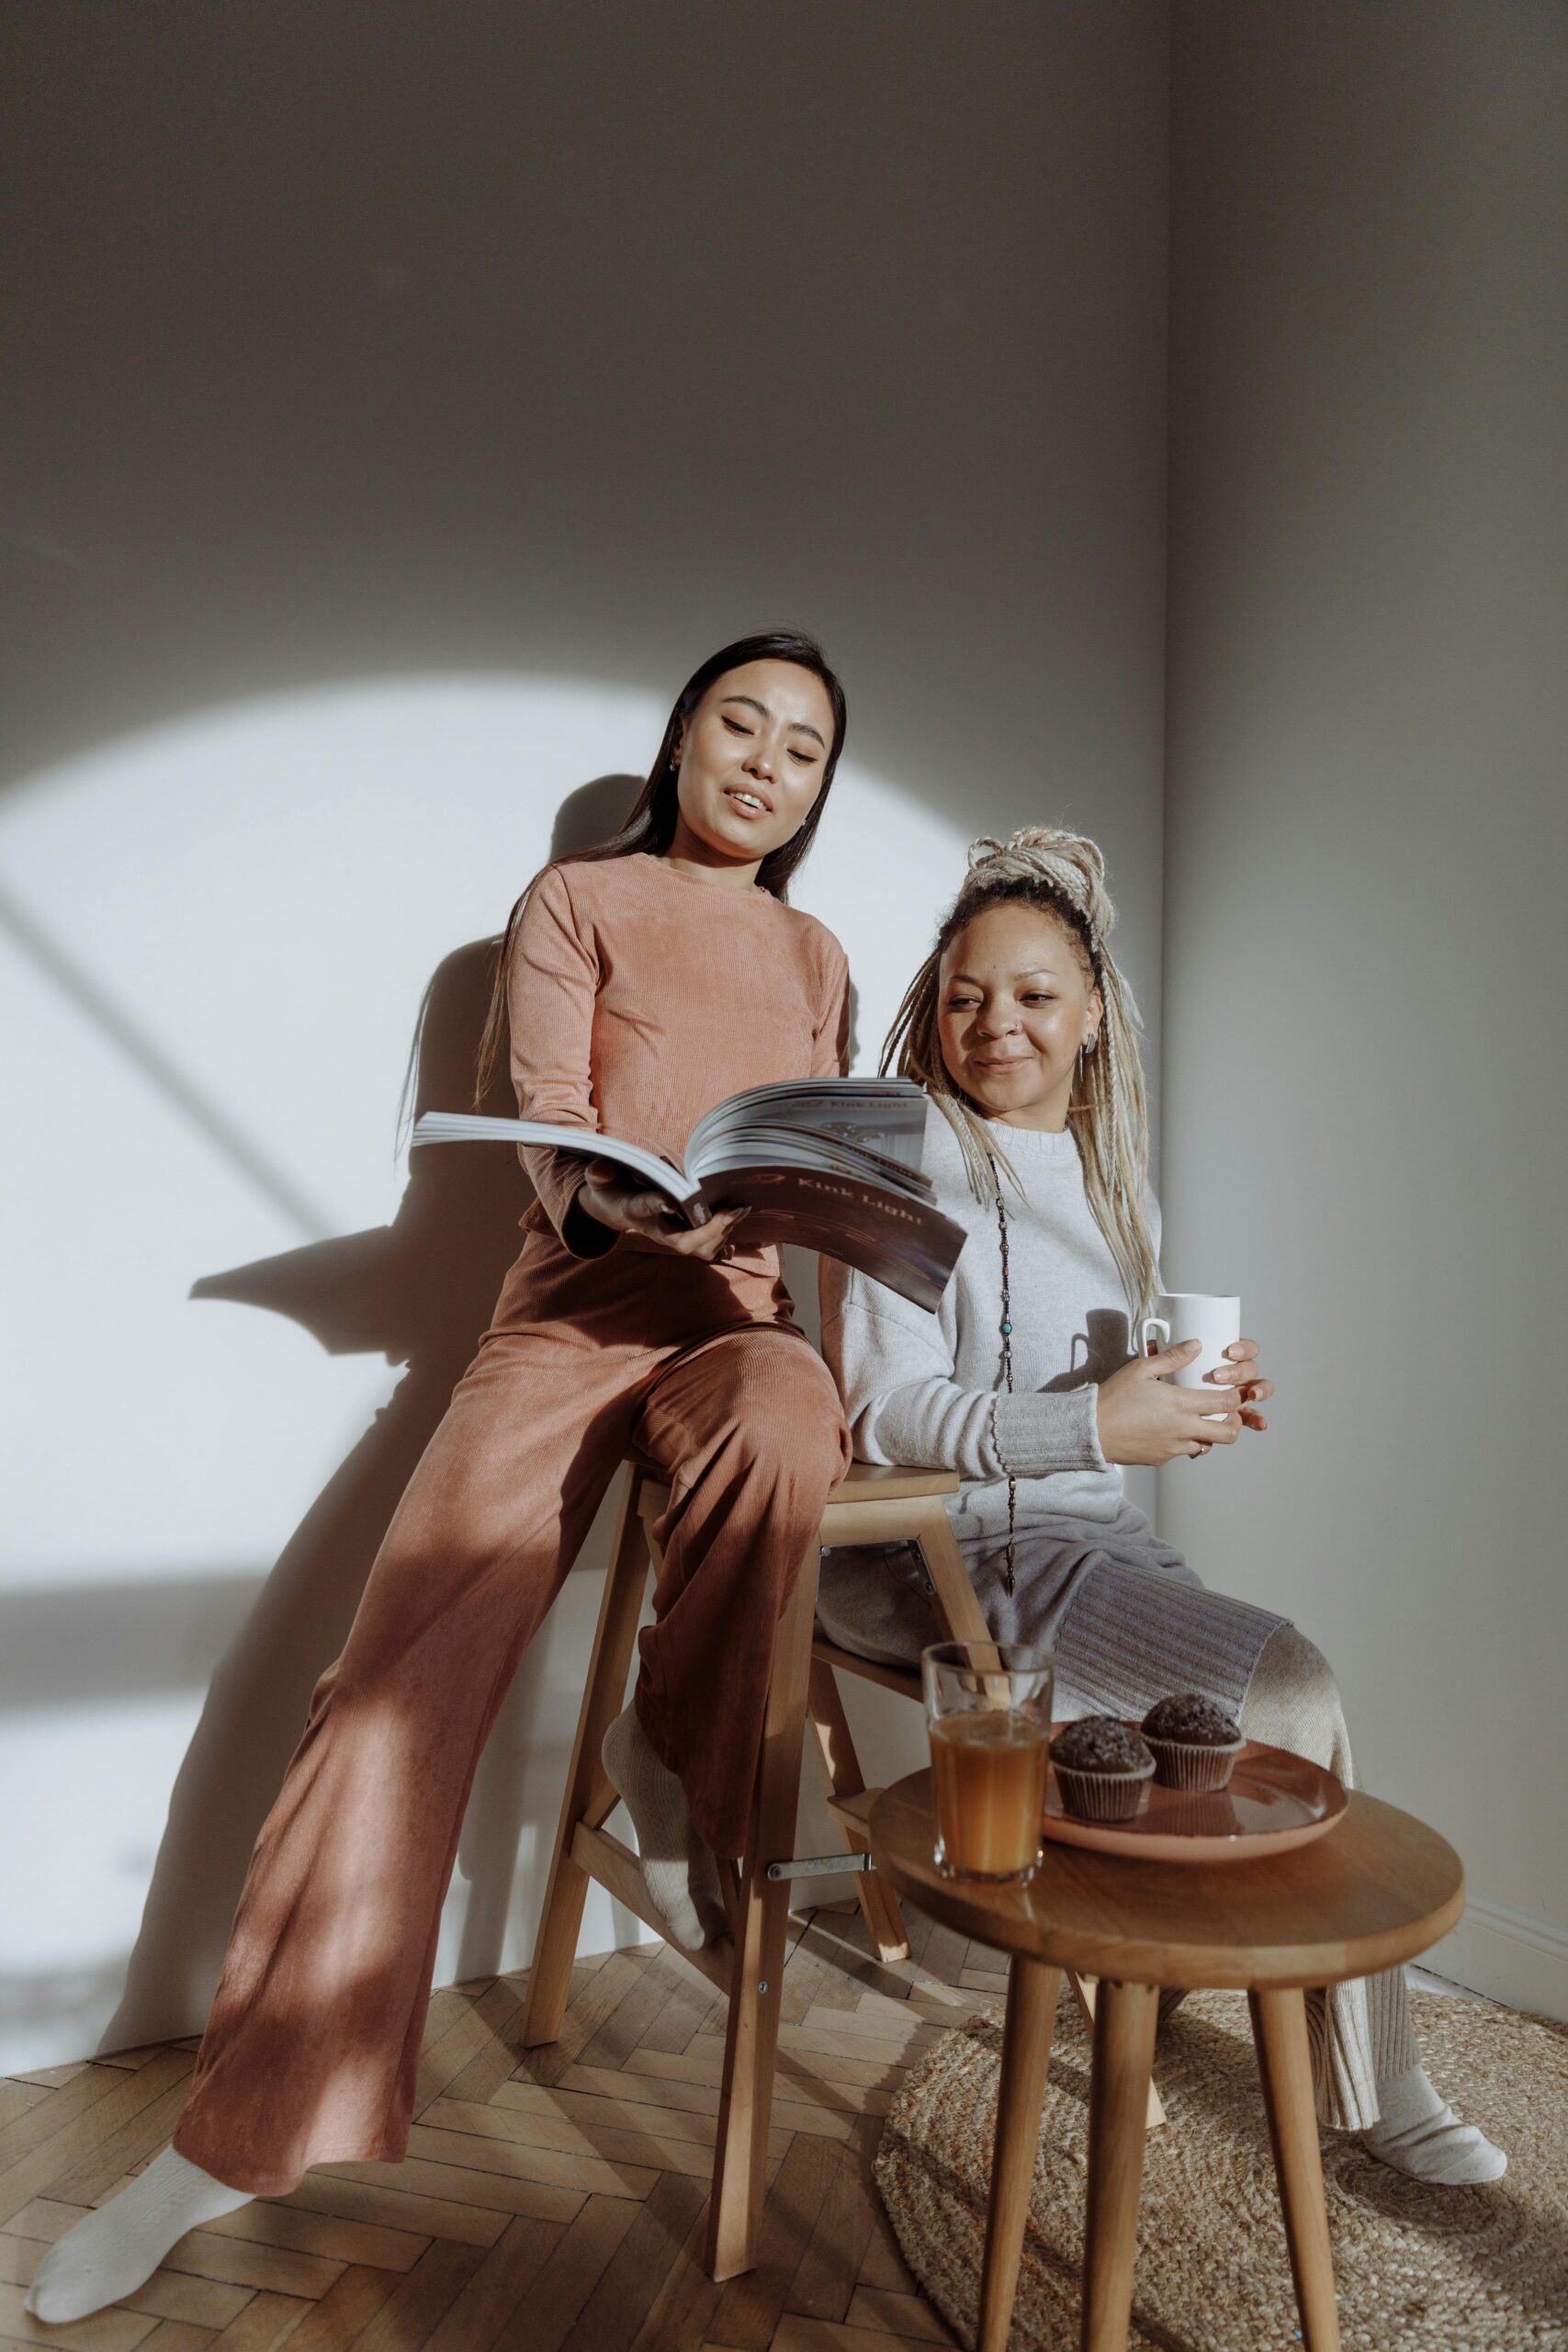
left=820, top=1100, right=1156, bottom=1550
left=816, top=1095, right=1289, bottom=1715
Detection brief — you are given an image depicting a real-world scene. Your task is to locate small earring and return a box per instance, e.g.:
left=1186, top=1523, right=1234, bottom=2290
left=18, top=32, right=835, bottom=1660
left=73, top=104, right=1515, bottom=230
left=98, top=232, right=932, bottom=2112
left=1081, top=1032, right=1098, bottom=1057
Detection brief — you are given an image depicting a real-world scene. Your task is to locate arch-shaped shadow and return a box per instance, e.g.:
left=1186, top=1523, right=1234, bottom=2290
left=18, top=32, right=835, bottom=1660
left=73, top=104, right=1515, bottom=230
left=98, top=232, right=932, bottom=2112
left=101, top=775, right=640, bottom=2052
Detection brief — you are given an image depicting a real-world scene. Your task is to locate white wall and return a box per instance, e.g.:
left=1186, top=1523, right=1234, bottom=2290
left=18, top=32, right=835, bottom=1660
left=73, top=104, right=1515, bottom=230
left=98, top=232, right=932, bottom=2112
left=0, top=4, right=1171, bottom=2069
left=1159, top=0, right=1568, bottom=2015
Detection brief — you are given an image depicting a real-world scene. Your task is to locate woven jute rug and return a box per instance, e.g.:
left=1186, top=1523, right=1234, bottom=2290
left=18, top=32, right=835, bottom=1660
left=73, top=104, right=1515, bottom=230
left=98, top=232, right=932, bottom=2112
left=874, top=1989, right=1568, bottom=2352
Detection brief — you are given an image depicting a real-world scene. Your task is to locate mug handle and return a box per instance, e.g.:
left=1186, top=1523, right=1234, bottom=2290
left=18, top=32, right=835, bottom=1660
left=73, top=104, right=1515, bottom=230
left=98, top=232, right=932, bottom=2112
left=1141, top=1314, right=1171, bottom=1360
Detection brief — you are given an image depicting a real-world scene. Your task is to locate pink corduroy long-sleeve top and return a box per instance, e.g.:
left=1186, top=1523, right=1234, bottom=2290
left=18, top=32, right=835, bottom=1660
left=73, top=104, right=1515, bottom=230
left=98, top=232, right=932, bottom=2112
left=507, top=851, right=852, bottom=1261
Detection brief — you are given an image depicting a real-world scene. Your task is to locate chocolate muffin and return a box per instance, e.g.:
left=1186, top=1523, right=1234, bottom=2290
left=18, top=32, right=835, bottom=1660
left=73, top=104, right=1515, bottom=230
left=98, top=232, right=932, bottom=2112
left=1050, top=1715, right=1156, bottom=1823
left=1140, top=1693, right=1246, bottom=1791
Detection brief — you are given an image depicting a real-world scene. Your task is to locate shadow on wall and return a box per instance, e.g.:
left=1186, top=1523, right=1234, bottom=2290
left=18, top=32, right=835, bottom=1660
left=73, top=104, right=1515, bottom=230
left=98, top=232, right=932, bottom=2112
left=98, top=775, right=638, bottom=2055
left=1040, top=1306, right=1133, bottom=1393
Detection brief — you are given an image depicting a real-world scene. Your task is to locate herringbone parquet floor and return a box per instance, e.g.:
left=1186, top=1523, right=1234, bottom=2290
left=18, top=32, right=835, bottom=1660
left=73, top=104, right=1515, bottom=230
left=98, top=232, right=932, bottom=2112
left=0, top=1905, right=1006, bottom=2352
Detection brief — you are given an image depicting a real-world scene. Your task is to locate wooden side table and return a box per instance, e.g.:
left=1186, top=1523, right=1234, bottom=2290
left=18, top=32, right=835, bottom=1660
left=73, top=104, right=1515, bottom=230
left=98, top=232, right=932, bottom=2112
left=868, top=1770, right=1465, bottom=2352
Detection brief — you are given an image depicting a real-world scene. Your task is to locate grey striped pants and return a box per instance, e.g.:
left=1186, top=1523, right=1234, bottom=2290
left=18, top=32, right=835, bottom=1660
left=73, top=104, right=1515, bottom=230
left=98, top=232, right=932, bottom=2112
left=1224, top=1622, right=1417, bottom=2130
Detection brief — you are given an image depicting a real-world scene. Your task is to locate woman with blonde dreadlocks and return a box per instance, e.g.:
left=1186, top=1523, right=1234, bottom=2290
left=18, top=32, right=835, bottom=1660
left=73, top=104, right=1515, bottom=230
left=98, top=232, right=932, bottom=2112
left=817, top=826, right=1506, bottom=2186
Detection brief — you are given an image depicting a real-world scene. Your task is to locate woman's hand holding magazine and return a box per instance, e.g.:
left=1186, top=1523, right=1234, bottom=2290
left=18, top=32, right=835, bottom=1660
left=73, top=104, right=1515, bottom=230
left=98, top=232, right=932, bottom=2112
left=575, top=1161, right=750, bottom=1261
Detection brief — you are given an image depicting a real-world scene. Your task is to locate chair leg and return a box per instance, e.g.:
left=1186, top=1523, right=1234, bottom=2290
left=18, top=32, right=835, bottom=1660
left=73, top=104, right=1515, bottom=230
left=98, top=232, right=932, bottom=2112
left=1080, top=1979, right=1160, bottom=2352
left=1249, top=1988, right=1343, bottom=2352
left=705, top=1543, right=821, bottom=2281
left=911, top=1497, right=995, bottom=1647
left=807, top=1657, right=911, bottom=1964
left=519, top=1471, right=651, bottom=2050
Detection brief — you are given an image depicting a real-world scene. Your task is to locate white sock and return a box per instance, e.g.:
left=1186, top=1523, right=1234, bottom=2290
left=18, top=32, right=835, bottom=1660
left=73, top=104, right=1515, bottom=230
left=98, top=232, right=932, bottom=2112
left=602, top=1704, right=728, bottom=1952
left=1361, top=2061, right=1508, bottom=2185
left=25, top=2144, right=254, bottom=2322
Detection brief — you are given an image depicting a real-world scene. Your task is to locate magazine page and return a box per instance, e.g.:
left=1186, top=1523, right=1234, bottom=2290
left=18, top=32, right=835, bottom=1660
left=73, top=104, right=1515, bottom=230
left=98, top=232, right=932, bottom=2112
left=411, top=1114, right=699, bottom=1208
left=695, top=1127, right=933, bottom=1200
left=686, top=1078, right=930, bottom=1179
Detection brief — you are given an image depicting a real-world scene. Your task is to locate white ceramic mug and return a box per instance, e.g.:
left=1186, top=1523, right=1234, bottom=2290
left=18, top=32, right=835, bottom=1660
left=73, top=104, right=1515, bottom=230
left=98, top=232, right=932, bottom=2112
left=1141, top=1292, right=1240, bottom=1418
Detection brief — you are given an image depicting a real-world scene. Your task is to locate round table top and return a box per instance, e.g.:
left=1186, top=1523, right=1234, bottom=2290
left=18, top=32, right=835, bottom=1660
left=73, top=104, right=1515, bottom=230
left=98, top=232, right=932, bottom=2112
left=867, top=1770, right=1465, bottom=1990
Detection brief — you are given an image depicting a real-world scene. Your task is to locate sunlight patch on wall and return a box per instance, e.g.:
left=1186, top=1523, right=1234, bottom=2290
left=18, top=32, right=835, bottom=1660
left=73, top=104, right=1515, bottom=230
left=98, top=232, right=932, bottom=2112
left=1, top=674, right=967, bottom=1582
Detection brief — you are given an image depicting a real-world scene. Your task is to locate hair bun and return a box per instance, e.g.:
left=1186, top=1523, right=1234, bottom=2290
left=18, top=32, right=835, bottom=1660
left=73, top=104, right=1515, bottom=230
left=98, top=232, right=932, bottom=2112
left=964, top=825, right=1116, bottom=944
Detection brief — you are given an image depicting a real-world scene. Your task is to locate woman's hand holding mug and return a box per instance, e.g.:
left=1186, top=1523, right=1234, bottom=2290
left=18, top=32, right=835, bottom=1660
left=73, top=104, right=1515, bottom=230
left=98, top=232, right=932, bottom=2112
left=1140, top=1293, right=1273, bottom=1437
left=1202, top=1337, right=1272, bottom=1431
left=575, top=1161, right=750, bottom=1262
left=1096, top=1341, right=1247, bottom=1464
left=1098, top=1284, right=1276, bottom=1461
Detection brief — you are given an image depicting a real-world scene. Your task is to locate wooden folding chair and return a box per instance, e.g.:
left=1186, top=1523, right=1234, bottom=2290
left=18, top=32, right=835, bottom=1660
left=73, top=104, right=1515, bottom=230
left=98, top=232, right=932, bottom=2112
left=520, top=1449, right=1162, bottom=2283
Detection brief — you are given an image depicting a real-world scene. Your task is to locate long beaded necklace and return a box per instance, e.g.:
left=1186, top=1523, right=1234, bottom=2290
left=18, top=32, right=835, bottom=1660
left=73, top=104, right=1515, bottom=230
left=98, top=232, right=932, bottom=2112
left=988, top=1183, right=1018, bottom=1598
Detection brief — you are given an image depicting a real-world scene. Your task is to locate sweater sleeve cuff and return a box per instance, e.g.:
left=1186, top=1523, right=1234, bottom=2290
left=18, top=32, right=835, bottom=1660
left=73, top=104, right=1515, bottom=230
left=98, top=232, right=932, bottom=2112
left=991, top=1383, right=1106, bottom=1478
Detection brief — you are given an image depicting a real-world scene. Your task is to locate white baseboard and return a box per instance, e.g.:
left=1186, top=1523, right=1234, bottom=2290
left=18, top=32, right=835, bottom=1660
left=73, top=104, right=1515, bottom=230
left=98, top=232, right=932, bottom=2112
left=1425, top=1894, right=1568, bottom=2021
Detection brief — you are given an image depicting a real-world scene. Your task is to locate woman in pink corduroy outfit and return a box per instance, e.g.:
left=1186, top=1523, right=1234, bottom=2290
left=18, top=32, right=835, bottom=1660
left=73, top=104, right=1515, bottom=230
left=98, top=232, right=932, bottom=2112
left=28, top=631, right=857, bottom=2324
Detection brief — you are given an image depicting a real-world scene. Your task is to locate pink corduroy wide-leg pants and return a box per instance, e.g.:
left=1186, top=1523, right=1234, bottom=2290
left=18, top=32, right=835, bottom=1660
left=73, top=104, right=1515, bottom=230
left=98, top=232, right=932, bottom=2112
left=172, top=1229, right=850, bottom=2196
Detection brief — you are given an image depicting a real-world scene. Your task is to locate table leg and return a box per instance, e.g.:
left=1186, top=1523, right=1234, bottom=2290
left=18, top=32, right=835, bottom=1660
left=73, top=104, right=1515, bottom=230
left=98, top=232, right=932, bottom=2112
left=976, top=1957, right=1062, bottom=2352
left=1070, top=1973, right=1168, bottom=2133
left=1080, top=1979, right=1159, bottom=2352
left=1248, top=1987, right=1342, bottom=2352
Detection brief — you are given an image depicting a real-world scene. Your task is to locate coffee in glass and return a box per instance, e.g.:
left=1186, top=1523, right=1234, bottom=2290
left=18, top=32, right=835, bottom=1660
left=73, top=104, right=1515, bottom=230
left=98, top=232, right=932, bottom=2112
left=922, top=1641, right=1054, bottom=1883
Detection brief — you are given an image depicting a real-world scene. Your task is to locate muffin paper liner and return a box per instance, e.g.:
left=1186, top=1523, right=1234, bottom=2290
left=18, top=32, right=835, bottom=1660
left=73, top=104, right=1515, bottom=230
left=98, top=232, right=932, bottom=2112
left=1145, top=1734, right=1246, bottom=1792
left=1052, top=1758, right=1156, bottom=1822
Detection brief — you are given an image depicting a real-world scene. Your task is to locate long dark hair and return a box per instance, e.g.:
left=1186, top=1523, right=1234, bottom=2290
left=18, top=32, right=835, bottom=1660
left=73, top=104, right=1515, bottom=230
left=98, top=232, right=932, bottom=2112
left=474, top=629, right=848, bottom=1104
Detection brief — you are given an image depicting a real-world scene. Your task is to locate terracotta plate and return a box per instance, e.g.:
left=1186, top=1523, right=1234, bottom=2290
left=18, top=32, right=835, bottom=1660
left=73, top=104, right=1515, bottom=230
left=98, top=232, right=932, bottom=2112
left=1041, top=1724, right=1347, bottom=1864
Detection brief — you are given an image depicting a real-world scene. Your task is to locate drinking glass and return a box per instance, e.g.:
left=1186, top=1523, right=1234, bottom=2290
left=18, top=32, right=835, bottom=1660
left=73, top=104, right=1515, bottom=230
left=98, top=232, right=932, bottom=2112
left=922, top=1641, right=1054, bottom=1883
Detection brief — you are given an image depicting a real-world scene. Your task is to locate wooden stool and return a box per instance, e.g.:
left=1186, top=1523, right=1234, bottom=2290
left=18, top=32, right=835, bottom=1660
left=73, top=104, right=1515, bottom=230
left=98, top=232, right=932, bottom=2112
left=868, top=1768, right=1466, bottom=2352
left=519, top=1450, right=972, bottom=2280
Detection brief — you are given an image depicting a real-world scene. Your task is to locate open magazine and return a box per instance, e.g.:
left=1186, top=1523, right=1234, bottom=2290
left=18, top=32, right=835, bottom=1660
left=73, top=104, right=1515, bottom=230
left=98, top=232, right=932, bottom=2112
left=412, top=1077, right=963, bottom=1309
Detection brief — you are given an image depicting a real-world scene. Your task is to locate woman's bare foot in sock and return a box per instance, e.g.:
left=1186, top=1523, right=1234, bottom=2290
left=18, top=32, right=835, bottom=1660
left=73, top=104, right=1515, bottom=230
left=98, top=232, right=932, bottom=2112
left=602, top=1704, right=727, bottom=1951
left=1361, top=2062, right=1507, bottom=2184
left=26, top=2145, right=254, bottom=2322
